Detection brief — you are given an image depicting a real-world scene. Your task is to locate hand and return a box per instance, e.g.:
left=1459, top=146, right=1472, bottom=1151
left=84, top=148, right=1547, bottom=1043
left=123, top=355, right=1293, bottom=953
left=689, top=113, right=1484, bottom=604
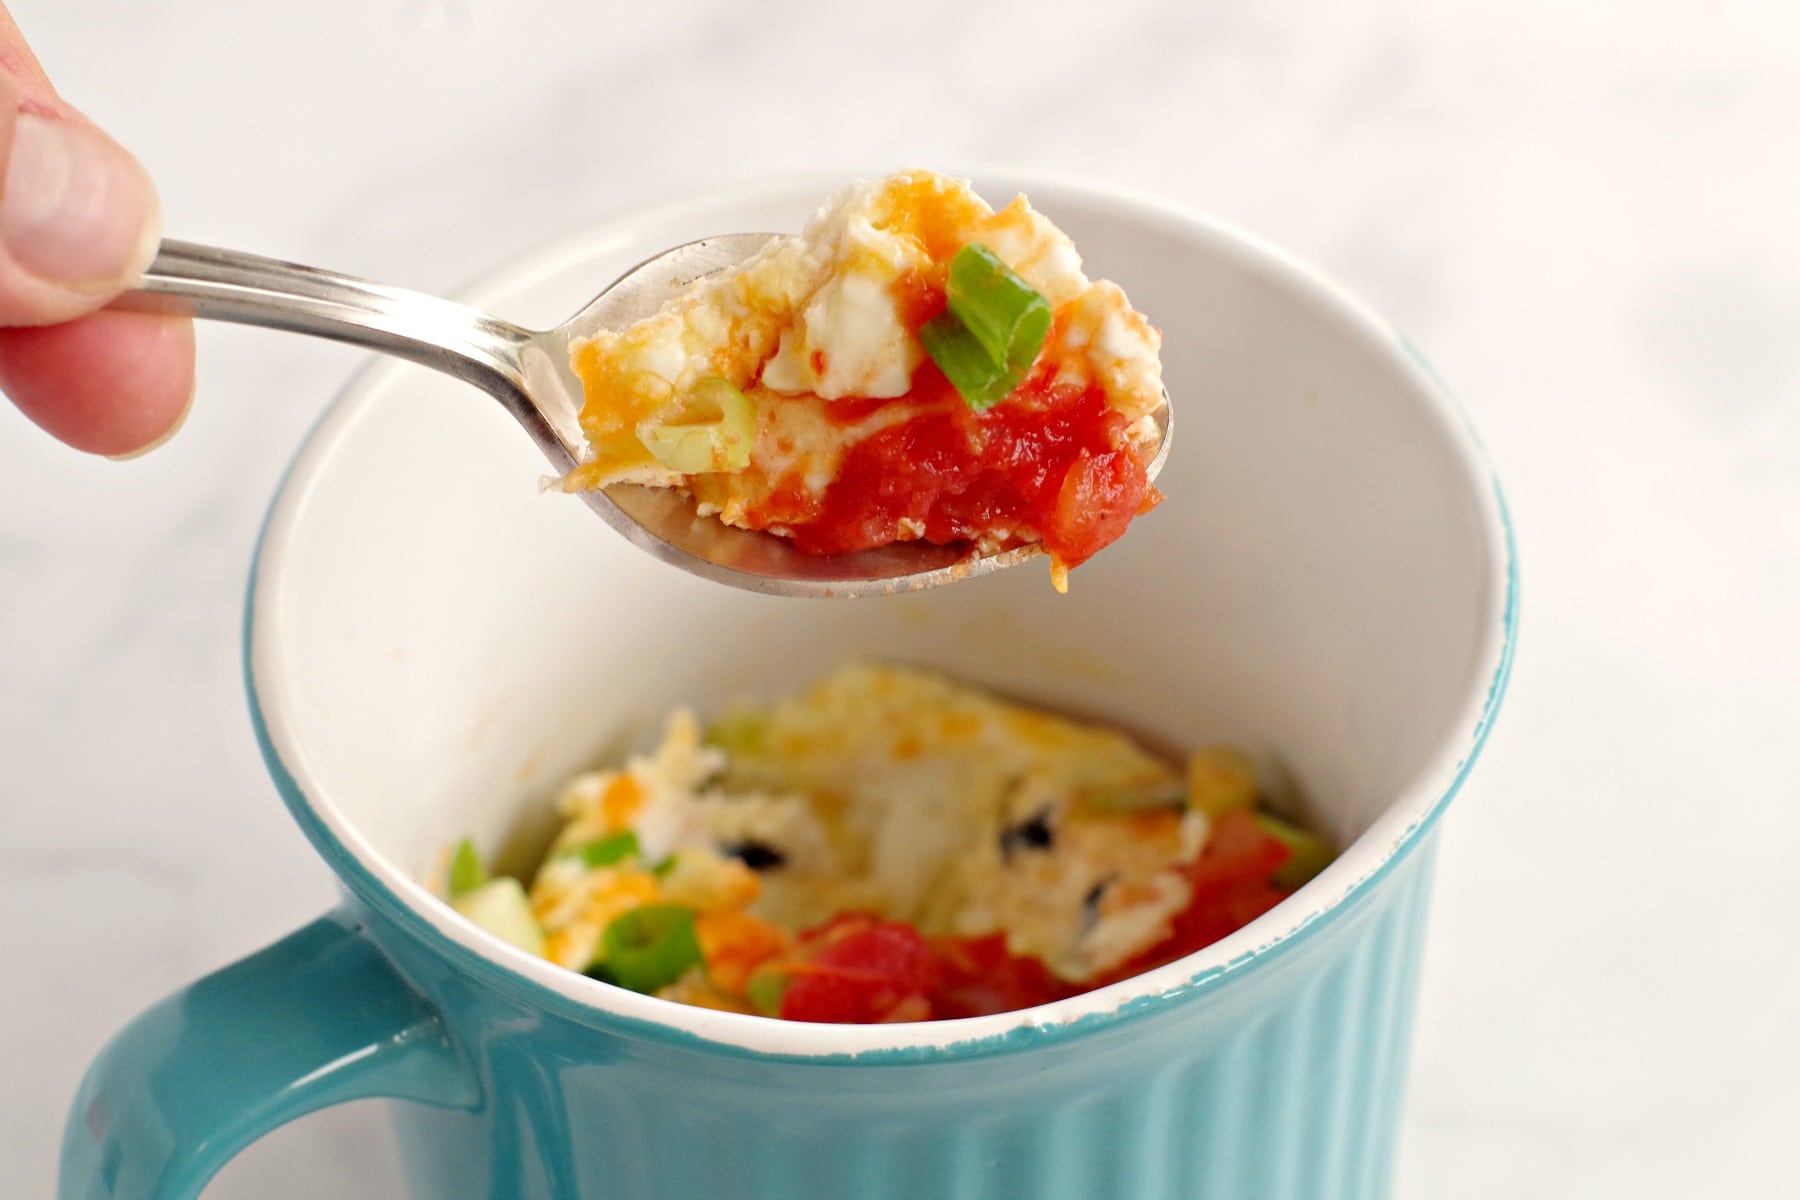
left=0, top=5, right=194, bottom=457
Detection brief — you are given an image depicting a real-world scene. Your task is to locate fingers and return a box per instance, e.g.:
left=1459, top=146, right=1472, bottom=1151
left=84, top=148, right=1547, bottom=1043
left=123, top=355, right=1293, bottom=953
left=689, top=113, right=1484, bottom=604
left=0, top=3, right=197, bottom=457
left=0, top=70, right=162, bottom=326
left=0, top=308, right=195, bottom=457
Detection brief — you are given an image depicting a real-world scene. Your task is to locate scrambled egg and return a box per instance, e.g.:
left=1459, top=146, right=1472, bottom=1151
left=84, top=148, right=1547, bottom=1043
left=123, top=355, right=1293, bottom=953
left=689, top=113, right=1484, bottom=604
left=560, top=170, right=1166, bottom=532
left=529, top=664, right=1206, bottom=983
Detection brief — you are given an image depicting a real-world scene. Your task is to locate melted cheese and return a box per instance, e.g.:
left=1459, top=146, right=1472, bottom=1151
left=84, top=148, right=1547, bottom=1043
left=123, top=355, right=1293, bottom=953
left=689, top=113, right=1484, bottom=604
left=527, top=665, right=1200, bottom=984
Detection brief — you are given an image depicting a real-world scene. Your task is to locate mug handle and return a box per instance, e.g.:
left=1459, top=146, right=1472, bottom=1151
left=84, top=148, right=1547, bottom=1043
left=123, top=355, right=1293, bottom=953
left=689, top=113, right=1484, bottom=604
left=59, top=907, right=479, bottom=1200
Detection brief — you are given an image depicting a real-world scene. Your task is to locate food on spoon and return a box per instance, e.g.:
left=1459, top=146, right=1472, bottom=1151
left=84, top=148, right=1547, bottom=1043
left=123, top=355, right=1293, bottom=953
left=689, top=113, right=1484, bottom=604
left=438, top=665, right=1333, bottom=1023
left=560, top=170, right=1167, bottom=589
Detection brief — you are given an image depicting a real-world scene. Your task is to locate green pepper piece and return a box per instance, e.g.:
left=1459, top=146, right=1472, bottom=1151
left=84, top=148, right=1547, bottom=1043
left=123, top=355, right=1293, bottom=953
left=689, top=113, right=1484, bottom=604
left=1186, top=747, right=1259, bottom=818
left=1075, top=779, right=1188, bottom=815
left=452, top=878, right=545, bottom=956
left=448, top=837, right=488, bottom=897
left=744, top=963, right=791, bottom=1017
left=1255, top=813, right=1335, bottom=889
left=705, top=707, right=771, bottom=759
left=637, top=376, right=756, bottom=474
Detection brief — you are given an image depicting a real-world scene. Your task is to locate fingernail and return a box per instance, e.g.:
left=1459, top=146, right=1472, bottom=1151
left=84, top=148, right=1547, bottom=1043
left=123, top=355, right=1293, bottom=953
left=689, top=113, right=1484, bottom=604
left=105, top=379, right=195, bottom=461
left=2, top=113, right=159, bottom=289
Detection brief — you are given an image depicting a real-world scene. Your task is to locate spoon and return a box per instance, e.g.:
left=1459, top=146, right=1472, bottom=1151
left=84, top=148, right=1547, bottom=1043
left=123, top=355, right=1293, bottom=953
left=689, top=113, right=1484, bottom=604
left=118, top=236, right=1172, bottom=598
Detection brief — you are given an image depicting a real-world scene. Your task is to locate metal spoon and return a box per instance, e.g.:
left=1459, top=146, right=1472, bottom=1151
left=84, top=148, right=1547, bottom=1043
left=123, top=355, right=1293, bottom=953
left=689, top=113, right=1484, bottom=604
left=119, top=235, right=1172, bottom=598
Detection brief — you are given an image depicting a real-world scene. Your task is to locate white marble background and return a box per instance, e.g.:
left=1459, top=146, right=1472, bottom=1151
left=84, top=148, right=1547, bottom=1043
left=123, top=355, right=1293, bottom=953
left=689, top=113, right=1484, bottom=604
left=2, top=1, right=1795, bottom=1196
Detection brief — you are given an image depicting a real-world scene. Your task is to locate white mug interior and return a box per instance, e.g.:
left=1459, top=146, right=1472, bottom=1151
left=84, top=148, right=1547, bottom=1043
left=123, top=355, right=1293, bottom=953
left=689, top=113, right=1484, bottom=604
left=249, top=173, right=1513, bottom=1054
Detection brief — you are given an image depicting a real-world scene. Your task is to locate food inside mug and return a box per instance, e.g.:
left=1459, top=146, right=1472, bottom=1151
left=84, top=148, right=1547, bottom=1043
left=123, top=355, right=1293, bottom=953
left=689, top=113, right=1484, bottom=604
left=437, top=664, right=1333, bottom=1024
left=557, top=169, right=1168, bottom=590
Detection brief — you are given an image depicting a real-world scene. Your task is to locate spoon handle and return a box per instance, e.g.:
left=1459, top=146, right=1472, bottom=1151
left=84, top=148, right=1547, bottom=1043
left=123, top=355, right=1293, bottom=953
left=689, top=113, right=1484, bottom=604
left=119, top=240, right=534, bottom=398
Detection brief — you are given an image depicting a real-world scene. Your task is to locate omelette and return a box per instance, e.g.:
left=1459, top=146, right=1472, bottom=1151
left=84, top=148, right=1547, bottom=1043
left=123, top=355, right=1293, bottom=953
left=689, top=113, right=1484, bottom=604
left=441, top=665, right=1333, bottom=1023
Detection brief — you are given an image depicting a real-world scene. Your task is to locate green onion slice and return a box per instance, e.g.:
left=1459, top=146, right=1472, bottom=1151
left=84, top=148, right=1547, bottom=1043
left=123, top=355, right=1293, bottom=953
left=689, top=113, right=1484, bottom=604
left=594, top=904, right=703, bottom=995
left=920, top=314, right=1013, bottom=412
left=559, top=830, right=641, bottom=868
left=1255, top=814, right=1335, bottom=889
left=448, top=838, right=488, bottom=897
left=637, top=376, right=756, bottom=474
left=948, top=243, right=1052, bottom=369
left=920, top=243, right=1052, bottom=411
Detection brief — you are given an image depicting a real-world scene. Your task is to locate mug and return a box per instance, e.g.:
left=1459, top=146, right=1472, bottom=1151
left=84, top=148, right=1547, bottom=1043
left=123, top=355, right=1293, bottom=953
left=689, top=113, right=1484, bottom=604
left=60, top=172, right=1516, bottom=1200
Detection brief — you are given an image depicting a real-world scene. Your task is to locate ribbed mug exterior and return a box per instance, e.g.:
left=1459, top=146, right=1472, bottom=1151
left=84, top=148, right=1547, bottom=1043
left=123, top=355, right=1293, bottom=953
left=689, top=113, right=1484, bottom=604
left=368, top=836, right=1438, bottom=1200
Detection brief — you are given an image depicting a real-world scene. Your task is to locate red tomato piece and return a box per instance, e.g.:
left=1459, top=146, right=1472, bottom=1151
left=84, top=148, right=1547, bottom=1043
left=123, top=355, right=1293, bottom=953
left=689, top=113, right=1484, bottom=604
left=769, top=374, right=1150, bottom=571
left=1187, top=810, right=1292, bottom=895
left=1093, top=812, right=1294, bottom=987
left=928, top=932, right=1071, bottom=1018
left=1042, top=443, right=1145, bottom=569
left=765, top=812, right=1299, bottom=1022
left=777, top=915, right=940, bottom=1024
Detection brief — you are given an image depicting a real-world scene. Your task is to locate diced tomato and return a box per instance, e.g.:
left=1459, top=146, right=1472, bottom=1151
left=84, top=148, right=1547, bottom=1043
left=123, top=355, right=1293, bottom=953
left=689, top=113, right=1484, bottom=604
left=891, top=270, right=948, bottom=331
left=766, top=373, right=1151, bottom=572
left=928, top=932, right=1072, bottom=1018
left=1094, top=811, right=1293, bottom=987
left=759, top=812, right=1297, bottom=1023
left=1042, top=443, right=1145, bottom=569
left=777, top=915, right=939, bottom=1024
left=1185, top=809, right=1292, bottom=894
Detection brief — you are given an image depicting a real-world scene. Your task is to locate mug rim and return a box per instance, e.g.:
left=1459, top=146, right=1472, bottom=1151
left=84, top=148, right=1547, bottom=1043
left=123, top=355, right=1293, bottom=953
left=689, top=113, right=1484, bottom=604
left=244, top=168, right=1519, bottom=1063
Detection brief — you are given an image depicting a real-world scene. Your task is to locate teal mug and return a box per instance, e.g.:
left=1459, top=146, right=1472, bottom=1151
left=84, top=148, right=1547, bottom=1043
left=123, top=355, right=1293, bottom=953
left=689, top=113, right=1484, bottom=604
left=60, top=174, right=1516, bottom=1200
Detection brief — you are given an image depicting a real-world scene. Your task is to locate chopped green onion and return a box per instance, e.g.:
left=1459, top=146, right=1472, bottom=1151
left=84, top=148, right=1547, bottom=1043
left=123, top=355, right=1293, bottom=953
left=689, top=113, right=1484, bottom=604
left=559, top=830, right=641, bottom=868
left=637, top=376, right=756, bottom=474
left=947, top=243, right=1053, bottom=369
left=594, top=904, right=703, bottom=995
left=651, top=853, right=678, bottom=879
left=919, top=243, right=1051, bottom=411
left=920, top=314, right=1014, bottom=411
left=448, top=838, right=489, bottom=897
left=1255, top=814, right=1335, bottom=889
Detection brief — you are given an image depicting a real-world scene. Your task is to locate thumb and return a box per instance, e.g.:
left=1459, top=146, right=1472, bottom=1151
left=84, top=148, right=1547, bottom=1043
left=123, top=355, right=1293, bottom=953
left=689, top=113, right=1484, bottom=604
left=0, top=69, right=161, bottom=326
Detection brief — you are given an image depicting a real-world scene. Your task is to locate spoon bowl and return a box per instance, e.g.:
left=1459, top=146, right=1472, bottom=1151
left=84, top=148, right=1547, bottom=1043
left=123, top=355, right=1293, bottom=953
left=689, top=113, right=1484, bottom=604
left=122, top=234, right=1171, bottom=597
